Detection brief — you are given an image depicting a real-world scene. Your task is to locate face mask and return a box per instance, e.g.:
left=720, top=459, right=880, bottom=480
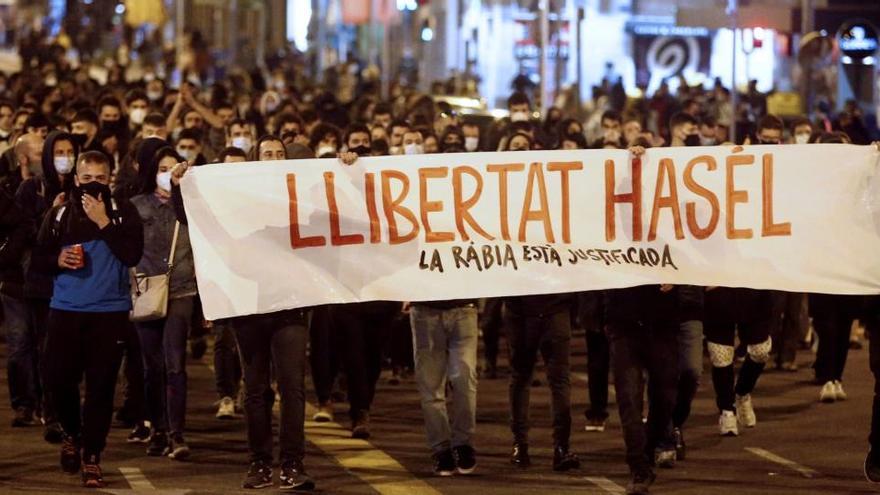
left=54, top=156, right=73, bottom=174
left=759, top=138, right=780, bottom=145
left=75, top=181, right=111, bottom=204
left=44, top=75, right=57, bottom=87
left=700, top=136, right=716, bottom=146
left=156, top=171, right=172, bottom=192
left=795, top=134, right=810, bottom=144
left=101, top=119, right=121, bottom=131
left=147, top=90, right=163, bottom=102
left=465, top=136, right=479, bottom=152
left=231, top=136, right=253, bottom=153
left=316, top=144, right=336, bottom=157
left=604, top=129, right=621, bottom=143
left=129, top=108, right=147, bottom=125
left=177, top=148, right=195, bottom=162
left=404, top=143, right=424, bottom=155
left=71, top=133, right=87, bottom=147
left=684, top=134, right=702, bottom=147
left=349, top=145, right=370, bottom=156
left=510, top=111, right=529, bottom=123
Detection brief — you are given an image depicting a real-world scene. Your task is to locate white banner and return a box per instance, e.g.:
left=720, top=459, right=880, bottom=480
left=180, top=145, right=880, bottom=320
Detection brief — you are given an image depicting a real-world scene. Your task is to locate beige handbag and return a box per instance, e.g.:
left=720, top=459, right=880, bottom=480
left=130, top=221, right=180, bottom=322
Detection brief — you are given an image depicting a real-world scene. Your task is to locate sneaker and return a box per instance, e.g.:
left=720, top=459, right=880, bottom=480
left=147, top=431, right=169, bottom=456
left=779, top=361, right=798, bottom=372
left=81, top=457, right=103, bottom=488
left=672, top=427, right=686, bottom=461
left=351, top=413, right=371, bottom=440
left=735, top=394, right=757, bottom=428
left=865, top=449, right=880, bottom=483
left=432, top=449, right=456, bottom=477
left=12, top=407, right=34, bottom=427
left=585, top=416, right=607, bottom=432
left=60, top=434, right=81, bottom=474
left=216, top=396, right=236, bottom=419
left=453, top=445, right=477, bottom=475
left=654, top=448, right=676, bottom=469
left=44, top=422, right=64, bottom=444
left=242, top=460, right=273, bottom=489
left=552, top=445, right=580, bottom=472
left=626, top=470, right=656, bottom=495
left=279, top=460, right=314, bottom=491
left=510, top=443, right=530, bottom=468
left=313, top=402, right=334, bottom=423
left=833, top=380, right=847, bottom=401
left=167, top=433, right=190, bottom=461
left=719, top=410, right=739, bottom=436
left=820, top=381, right=836, bottom=403
left=127, top=423, right=151, bottom=443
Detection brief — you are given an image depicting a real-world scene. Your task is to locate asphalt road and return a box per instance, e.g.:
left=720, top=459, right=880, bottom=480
left=0, top=330, right=878, bottom=495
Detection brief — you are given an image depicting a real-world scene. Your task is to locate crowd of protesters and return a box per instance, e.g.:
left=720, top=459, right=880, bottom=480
left=2, top=31, right=880, bottom=495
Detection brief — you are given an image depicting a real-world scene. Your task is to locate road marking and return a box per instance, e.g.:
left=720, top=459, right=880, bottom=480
left=584, top=476, right=626, bottom=494
left=304, top=403, right=442, bottom=495
left=118, top=467, right=155, bottom=490
left=745, top=447, right=819, bottom=478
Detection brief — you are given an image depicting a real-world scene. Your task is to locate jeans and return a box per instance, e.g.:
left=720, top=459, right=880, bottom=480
left=135, top=297, right=193, bottom=434
left=410, top=305, right=479, bottom=453
left=213, top=319, right=241, bottom=399
left=607, top=321, right=679, bottom=475
left=508, top=310, right=572, bottom=447
left=770, top=292, right=807, bottom=366
left=585, top=328, right=610, bottom=421
left=234, top=310, right=308, bottom=464
left=2, top=293, right=40, bottom=411
left=673, top=320, right=703, bottom=428
left=119, top=323, right=146, bottom=423
left=25, top=298, right=53, bottom=422
left=44, top=310, right=127, bottom=459
left=309, top=305, right=338, bottom=405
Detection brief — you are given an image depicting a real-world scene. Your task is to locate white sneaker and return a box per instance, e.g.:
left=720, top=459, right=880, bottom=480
left=820, top=381, right=836, bottom=403
left=833, top=381, right=847, bottom=401
left=719, top=410, right=739, bottom=436
left=313, top=402, right=334, bottom=423
left=216, top=396, right=235, bottom=419
left=735, top=394, right=757, bottom=428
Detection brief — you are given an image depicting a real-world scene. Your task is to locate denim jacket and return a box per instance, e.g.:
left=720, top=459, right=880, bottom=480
left=130, top=192, right=197, bottom=299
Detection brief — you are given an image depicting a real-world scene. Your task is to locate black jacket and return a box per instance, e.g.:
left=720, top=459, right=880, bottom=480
left=604, top=285, right=681, bottom=327
left=32, top=195, right=143, bottom=278
left=0, top=182, right=32, bottom=297
left=505, top=293, right=573, bottom=318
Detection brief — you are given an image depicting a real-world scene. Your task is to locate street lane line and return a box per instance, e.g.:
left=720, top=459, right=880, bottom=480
left=119, top=467, right=156, bottom=490
left=584, top=476, right=626, bottom=494
left=745, top=447, right=819, bottom=478
left=304, top=402, right=442, bottom=495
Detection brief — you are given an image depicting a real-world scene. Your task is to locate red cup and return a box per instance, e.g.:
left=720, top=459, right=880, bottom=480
left=70, top=244, right=85, bottom=269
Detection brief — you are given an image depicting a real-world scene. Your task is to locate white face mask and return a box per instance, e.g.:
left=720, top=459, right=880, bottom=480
left=464, top=136, right=479, bottom=152
left=795, top=133, right=810, bottom=144
left=129, top=108, right=147, bottom=125
left=316, top=144, right=337, bottom=157
left=700, top=136, right=716, bottom=146
left=177, top=148, right=195, bottom=162
left=510, top=111, right=529, bottom=123
left=156, top=171, right=172, bottom=192
left=404, top=143, right=424, bottom=155
left=54, top=156, right=74, bottom=174
left=231, top=136, right=253, bottom=153
left=147, top=90, right=163, bottom=102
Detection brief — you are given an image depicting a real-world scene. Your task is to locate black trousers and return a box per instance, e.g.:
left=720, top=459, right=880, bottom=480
left=867, top=319, right=880, bottom=451
left=44, top=309, right=127, bottom=460
left=507, top=310, right=572, bottom=447
left=233, top=310, right=308, bottom=464
left=332, top=302, right=395, bottom=420
left=607, top=320, right=679, bottom=475
left=812, top=294, right=858, bottom=383
left=309, top=305, right=338, bottom=405
left=585, top=328, right=610, bottom=421
left=480, top=298, right=505, bottom=368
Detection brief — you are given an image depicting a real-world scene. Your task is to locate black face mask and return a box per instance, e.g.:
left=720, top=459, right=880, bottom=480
left=71, top=133, right=87, bottom=147
left=684, top=134, right=702, bottom=147
left=350, top=146, right=370, bottom=156
left=758, top=139, right=780, bottom=145
left=75, top=181, right=112, bottom=209
left=101, top=119, right=122, bottom=132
